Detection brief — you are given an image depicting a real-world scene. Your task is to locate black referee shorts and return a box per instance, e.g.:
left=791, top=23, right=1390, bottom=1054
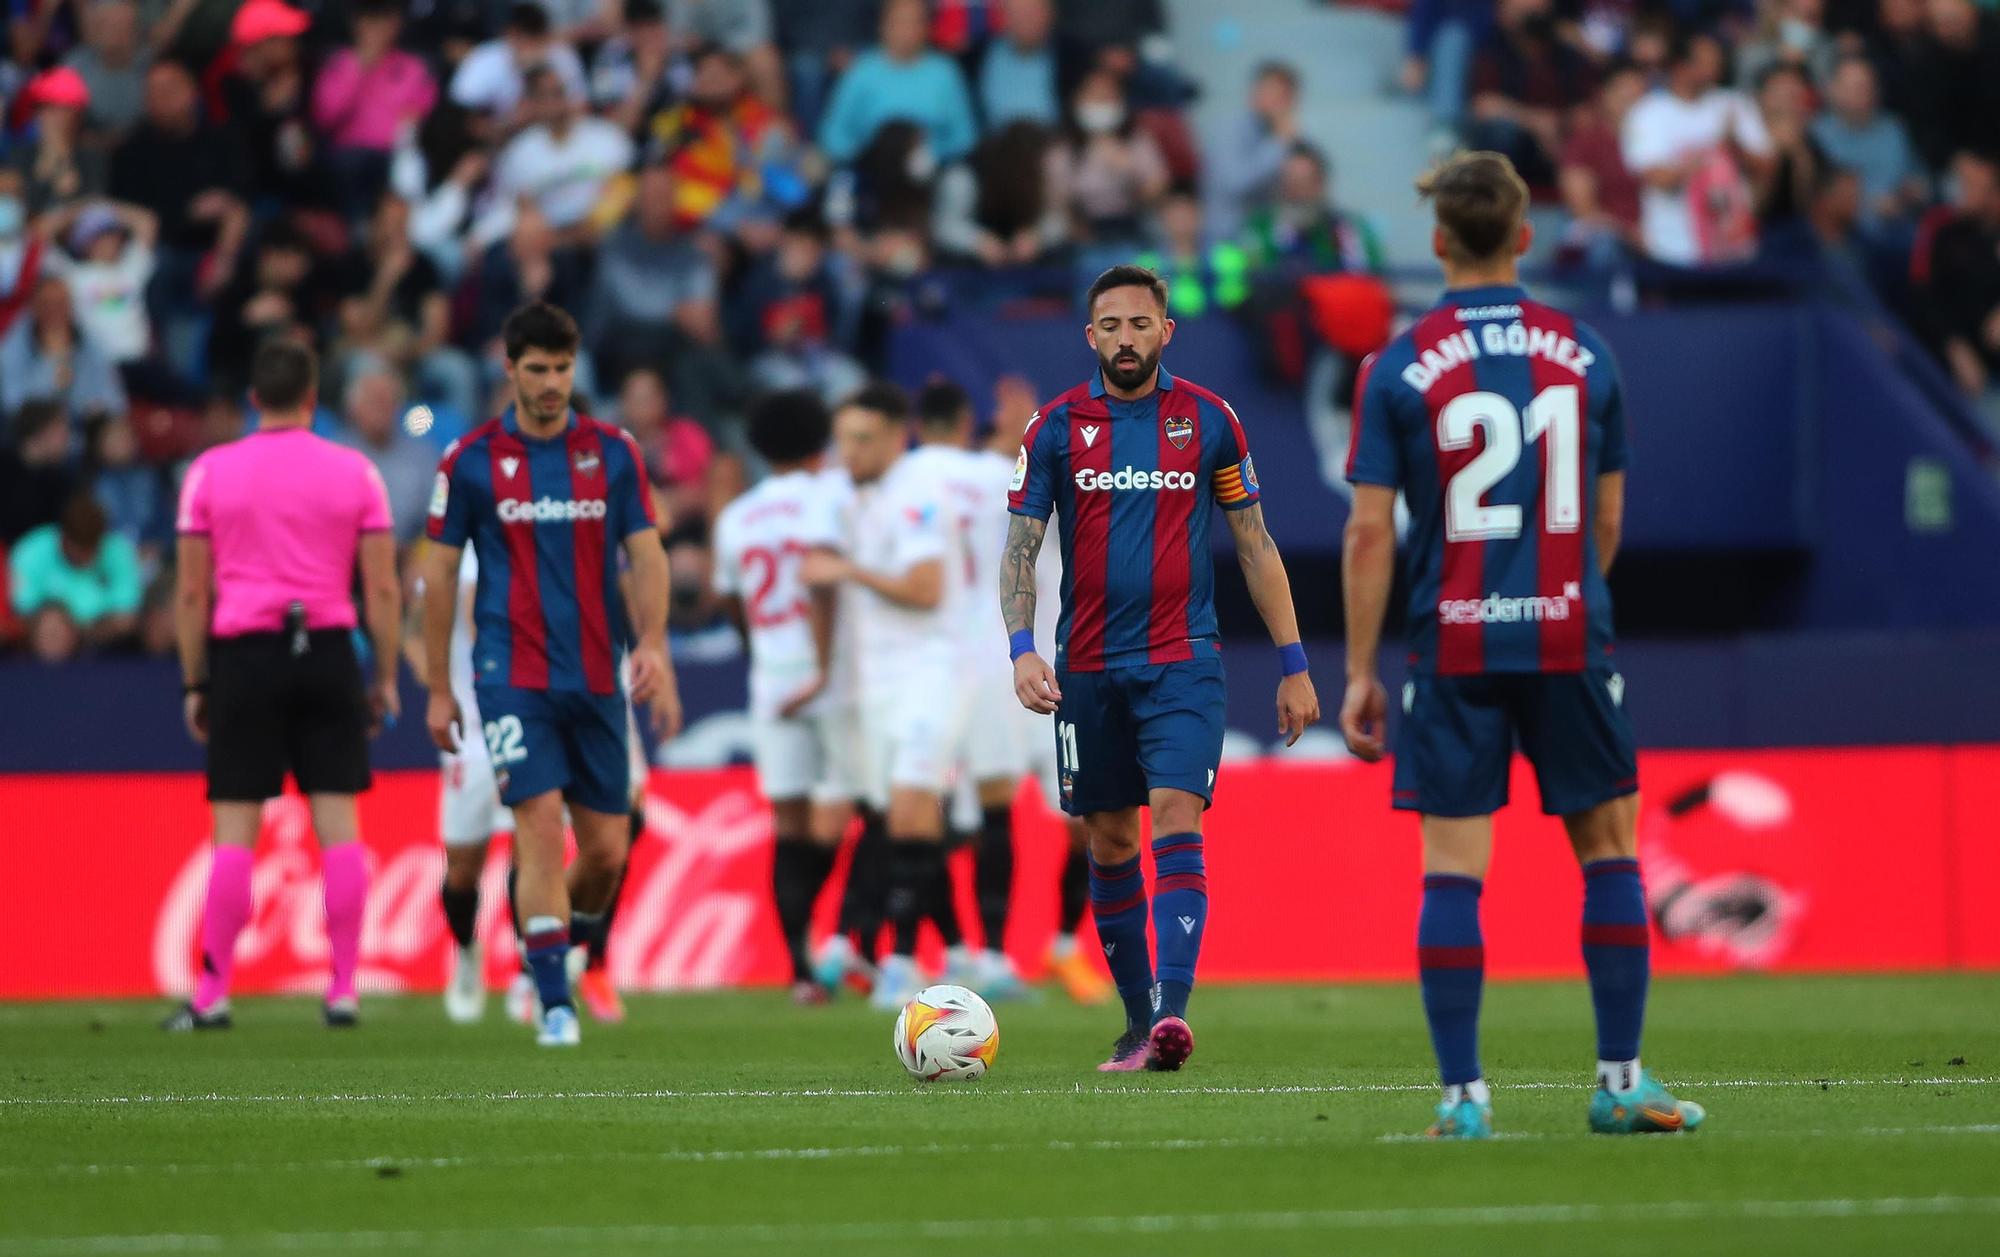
left=206, top=629, right=372, bottom=802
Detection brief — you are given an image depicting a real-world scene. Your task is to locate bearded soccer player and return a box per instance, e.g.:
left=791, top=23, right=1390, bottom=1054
left=1341, top=152, right=1705, bottom=1138
left=423, top=301, right=681, bottom=1048
left=1002, top=265, right=1320, bottom=1071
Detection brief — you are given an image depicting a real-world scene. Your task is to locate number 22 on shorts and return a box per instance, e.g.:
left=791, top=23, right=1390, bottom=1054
left=484, top=714, right=527, bottom=766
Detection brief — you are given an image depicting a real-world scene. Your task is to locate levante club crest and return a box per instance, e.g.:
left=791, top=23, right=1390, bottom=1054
left=1164, top=415, right=1193, bottom=450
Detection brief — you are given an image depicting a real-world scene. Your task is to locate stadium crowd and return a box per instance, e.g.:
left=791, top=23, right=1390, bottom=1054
left=1, top=0, right=1997, bottom=662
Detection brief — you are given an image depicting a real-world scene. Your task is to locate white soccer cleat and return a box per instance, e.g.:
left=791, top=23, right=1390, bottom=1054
left=536, top=1004, right=581, bottom=1048
left=974, top=949, right=1035, bottom=1002
left=941, top=945, right=981, bottom=989
left=505, top=972, right=540, bottom=1025
left=869, top=955, right=922, bottom=1012
left=444, top=943, right=485, bottom=1024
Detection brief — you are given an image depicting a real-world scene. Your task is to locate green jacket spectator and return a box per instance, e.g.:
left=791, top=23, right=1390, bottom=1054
left=10, top=499, right=142, bottom=633
left=817, top=0, right=977, bottom=164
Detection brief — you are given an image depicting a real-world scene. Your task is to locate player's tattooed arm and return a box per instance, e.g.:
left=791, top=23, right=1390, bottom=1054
left=999, top=512, right=1048, bottom=637
left=1227, top=504, right=1321, bottom=746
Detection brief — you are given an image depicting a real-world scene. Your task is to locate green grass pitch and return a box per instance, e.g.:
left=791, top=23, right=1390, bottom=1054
left=3, top=974, right=1997, bottom=1255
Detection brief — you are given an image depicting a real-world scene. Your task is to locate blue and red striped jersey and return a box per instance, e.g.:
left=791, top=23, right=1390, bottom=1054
left=1008, top=367, right=1259, bottom=672
left=427, top=407, right=656, bottom=695
left=1347, top=284, right=1629, bottom=676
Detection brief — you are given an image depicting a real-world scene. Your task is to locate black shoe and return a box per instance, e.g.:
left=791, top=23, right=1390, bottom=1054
left=323, top=998, right=359, bottom=1029
left=161, top=1001, right=232, bottom=1031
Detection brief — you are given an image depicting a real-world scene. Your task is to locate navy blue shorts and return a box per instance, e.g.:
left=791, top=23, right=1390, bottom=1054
left=1053, top=650, right=1226, bottom=816
left=1392, top=669, right=1638, bottom=818
left=474, top=685, right=630, bottom=816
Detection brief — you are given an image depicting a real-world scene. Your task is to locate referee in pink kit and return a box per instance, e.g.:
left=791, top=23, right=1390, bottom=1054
left=164, top=341, right=403, bottom=1031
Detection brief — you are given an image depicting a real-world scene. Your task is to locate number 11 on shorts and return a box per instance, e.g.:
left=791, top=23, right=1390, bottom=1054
left=1058, top=720, right=1080, bottom=771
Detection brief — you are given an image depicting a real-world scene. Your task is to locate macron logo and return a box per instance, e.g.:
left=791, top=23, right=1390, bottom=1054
left=1080, top=424, right=1100, bottom=448
left=1178, top=916, right=1197, bottom=935
left=500, top=457, right=520, bottom=479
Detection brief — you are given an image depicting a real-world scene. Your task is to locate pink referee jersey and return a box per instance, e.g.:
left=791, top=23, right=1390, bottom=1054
left=176, top=427, right=393, bottom=638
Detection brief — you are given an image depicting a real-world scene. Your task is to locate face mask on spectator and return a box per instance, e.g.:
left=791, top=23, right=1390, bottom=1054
left=1077, top=102, right=1125, bottom=134
left=0, top=197, right=23, bottom=238
left=1779, top=18, right=1816, bottom=52
left=905, top=145, right=936, bottom=182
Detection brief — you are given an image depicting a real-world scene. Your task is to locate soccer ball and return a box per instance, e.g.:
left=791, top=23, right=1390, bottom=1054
left=892, top=985, right=999, bottom=1081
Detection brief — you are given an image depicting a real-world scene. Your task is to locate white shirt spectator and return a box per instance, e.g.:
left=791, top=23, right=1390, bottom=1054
left=491, top=117, right=635, bottom=231
left=1622, top=87, right=1773, bottom=266
left=48, top=241, right=155, bottom=364
left=449, top=38, right=588, bottom=118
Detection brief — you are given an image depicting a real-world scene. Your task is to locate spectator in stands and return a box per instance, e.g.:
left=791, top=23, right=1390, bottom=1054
left=0, top=401, right=79, bottom=546
left=734, top=211, right=867, bottom=404
left=1136, top=188, right=1250, bottom=318
left=1559, top=60, right=1647, bottom=270
left=483, top=65, right=636, bottom=247
left=642, top=43, right=786, bottom=230
left=1401, top=0, right=1497, bottom=145
left=1866, top=0, right=1931, bottom=149
left=1899, top=0, right=2000, bottom=175
left=1736, top=0, right=1840, bottom=88
left=204, top=221, right=333, bottom=395
left=1241, top=143, right=1384, bottom=276
left=934, top=121, right=1068, bottom=268
left=1468, top=0, right=1598, bottom=188
left=0, top=169, right=47, bottom=340
left=585, top=164, right=732, bottom=409
left=1753, top=63, right=1825, bottom=247
left=43, top=201, right=159, bottom=385
left=668, top=0, right=783, bottom=105
left=108, top=61, right=250, bottom=308
left=1209, top=61, right=1303, bottom=241
left=979, top=0, right=1060, bottom=133
left=65, top=0, right=150, bottom=151
left=1811, top=54, right=1925, bottom=242
left=824, top=120, right=939, bottom=242
left=1058, top=67, right=1169, bottom=254
left=389, top=106, right=489, bottom=284
left=334, top=193, right=480, bottom=425
left=87, top=413, right=168, bottom=568
left=11, top=66, right=96, bottom=214
left=311, top=0, right=440, bottom=223
left=615, top=365, right=716, bottom=528
left=1623, top=30, right=1775, bottom=265
left=473, top=202, right=594, bottom=361
left=221, top=1, right=325, bottom=210
left=9, top=492, right=141, bottom=661
left=0, top=275, right=126, bottom=427
left=594, top=0, right=687, bottom=134
left=449, top=3, right=589, bottom=131
left=1920, top=149, right=2000, bottom=430
left=817, top=0, right=977, bottom=166
left=335, top=365, right=434, bottom=545
left=1056, top=0, right=1168, bottom=68
left=770, top=0, right=876, bottom=132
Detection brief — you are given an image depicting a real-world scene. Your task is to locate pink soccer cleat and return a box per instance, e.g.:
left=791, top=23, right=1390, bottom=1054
left=1146, top=1016, right=1194, bottom=1072
left=1097, top=1030, right=1150, bottom=1072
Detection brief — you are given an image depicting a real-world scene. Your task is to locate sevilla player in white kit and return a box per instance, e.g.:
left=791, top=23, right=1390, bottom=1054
left=807, top=382, right=972, bottom=1010
left=712, top=391, right=851, bottom=1003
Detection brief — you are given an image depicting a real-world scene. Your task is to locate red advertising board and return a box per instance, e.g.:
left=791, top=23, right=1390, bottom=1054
left=4, top=748, right=1993, bottom=999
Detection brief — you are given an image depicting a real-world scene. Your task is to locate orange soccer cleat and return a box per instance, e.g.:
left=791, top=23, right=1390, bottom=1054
left=1045, top=947, right=1113, bottom=1005
left=576, top=967, right=625, bottom=1024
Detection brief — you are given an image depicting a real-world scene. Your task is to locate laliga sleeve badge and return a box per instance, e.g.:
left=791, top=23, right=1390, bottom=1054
left=428, top=471, right=450, bottom=518
left=1010, top=445, right=1028, bottom=491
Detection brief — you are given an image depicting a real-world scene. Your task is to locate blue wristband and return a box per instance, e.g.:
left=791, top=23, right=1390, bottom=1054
left=1009, top=629, right=1037, bottom=661
left=1277, top=641, right=1309, bottom=676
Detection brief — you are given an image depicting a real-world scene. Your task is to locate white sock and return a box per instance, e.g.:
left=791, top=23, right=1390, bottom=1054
left=1598, top=1058, right=1642, bottom=1095
left=1443, top=1078, right=1491, bottom=1107
left=947, top=944, right=975, bottom=968
left=1051, top=933, right=1077, bottom=960
left=981, top=947, right=1008, bottom=967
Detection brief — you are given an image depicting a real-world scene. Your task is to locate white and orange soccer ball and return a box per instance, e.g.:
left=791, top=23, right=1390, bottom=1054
left=892, top=985, right=999, bottom=1081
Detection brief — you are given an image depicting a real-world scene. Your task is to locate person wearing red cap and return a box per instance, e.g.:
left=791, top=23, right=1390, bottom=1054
left=13, top=67, right=94, bottom=214
left=220, top=0, right=322, bottom=206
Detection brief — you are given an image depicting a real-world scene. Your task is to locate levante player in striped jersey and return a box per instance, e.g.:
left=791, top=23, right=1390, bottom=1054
left=1341, top=152, right=1706, bottom=1138
left=1002, top=265, right=1320, bottom=1073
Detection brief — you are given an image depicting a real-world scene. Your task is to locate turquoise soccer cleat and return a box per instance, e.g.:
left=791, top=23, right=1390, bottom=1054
left=1426, top=1098, right=1494, bottom=1139
left=1589, top=1072, right=1707, bottom=1134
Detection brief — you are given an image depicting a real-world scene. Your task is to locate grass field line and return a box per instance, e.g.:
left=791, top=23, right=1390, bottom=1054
left=2, top=1074, right=1990, bottom=1107
left=9, top=1125, right=2000, bottom=1180
left=5, top=1195, right=2000, bottom=1252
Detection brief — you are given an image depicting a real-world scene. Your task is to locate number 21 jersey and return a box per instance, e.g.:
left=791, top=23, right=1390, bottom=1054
left=1347, top=284, right=1628, bottom=676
